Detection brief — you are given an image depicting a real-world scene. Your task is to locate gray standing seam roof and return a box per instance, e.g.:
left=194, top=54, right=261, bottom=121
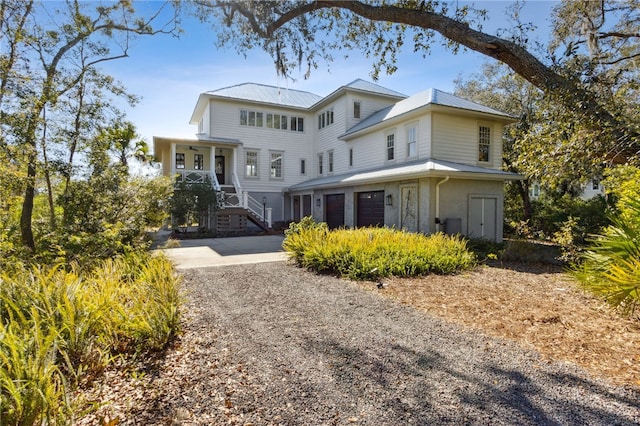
left=342, top=88, right=514, bottom=138
left=206, top=83, right=322, bottom=109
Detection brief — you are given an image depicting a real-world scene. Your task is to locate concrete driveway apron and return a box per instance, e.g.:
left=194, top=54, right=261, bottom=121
left=159, top=235, right=288, bottom=269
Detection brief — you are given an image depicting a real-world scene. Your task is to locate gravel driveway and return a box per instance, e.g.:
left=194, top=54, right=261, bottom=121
left=124, top=261, right=639, bottom=425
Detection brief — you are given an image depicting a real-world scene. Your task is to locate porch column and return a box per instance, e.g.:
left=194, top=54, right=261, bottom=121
left=266, top=207, right=272, bottom=228
left=170, top=142, right=176, bottom=176
left=209, top=145, right=216, bottom=180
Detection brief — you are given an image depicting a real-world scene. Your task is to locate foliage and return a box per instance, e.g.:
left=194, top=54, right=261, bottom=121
left=283, top=217, right=475, bottom=280
left=0, top=0, right=178, bottom=250
left=602, top=165, right=640, bottom=230
left=0, top=252, right=182, bottom=422
left=169, top=180, right=220, bottom=230
left=195, top=0, right=640, bottom=172
left=573, top=198, right=640, bottom=317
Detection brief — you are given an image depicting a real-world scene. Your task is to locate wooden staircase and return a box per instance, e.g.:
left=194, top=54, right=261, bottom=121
left=216, top=186, right=272, bottom=234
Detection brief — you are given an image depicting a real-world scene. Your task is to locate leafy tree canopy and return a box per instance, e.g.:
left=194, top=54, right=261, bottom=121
left=190, top=0, right=639, bottom=170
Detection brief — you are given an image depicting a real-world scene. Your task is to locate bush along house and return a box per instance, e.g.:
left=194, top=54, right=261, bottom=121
left=153, top=79, right=522, bottom=241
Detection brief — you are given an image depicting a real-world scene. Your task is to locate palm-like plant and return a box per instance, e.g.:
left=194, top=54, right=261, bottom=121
left=574, top=198, right=640, bottom=317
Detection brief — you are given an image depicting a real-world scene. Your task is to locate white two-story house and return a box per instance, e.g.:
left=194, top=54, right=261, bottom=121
left=153, top=79, right=522, bottom=241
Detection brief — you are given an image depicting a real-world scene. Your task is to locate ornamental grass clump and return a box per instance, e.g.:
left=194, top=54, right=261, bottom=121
left=284, top=219, right=475, bottom=280
left=0, top=252, right=182, bottom=423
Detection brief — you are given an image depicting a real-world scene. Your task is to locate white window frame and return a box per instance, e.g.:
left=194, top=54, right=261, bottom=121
left=318, top=153, right=324, bottom=175
left=193, top=153, right=204, bottom=170
left=478, top=124, right=491, bottom=163
left=245, top=150, right=259, bottom=178
left=175, top=152, right=185, bottom=169
left=270, top=151, right=283, bottom=179
left=328, top=150, right=334, bottom=174
left=407, top=125, right=417, bottom=158
left=300, top=158, right=307, bottom=175
left=353, top=101, right=361, bottom=119
left=349, top=148, right=353, bottom=168
left=386, top=131, right=395, bottom=161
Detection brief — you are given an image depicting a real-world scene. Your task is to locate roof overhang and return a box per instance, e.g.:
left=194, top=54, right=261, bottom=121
left=287, top=158, right=523, bottom=192
left=152, top=135, right=242, bottom=159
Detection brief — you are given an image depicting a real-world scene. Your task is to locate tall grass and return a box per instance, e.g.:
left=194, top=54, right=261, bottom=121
left=0, top=252, right=182, bottom=423
left=284, top=217, right=476, bottom=280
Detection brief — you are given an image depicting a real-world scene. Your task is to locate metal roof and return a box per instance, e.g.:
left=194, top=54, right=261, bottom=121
left=205, top=83, right=322, bottom=109
left=342, top=78, right=407, bottom=98
left=341, top=88, right=514, bottom=138
left=288, top=158, right=522, bottom=192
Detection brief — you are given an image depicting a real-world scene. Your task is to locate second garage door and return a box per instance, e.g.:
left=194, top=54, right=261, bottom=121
left=357, top=191, right=385, bottom=227
left=325, top=193, right=345, bottom=229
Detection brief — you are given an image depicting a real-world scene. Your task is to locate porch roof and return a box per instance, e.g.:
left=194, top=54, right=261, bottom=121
left=287, top=158, right=523, bottom=192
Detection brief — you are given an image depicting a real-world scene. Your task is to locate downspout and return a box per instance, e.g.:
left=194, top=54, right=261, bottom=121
left=435, top=176, right=450, bottom=233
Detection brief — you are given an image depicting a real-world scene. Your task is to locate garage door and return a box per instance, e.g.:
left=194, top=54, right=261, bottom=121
left=357, top=191, right=385, bottom=227
left=325, top=193, right=345, bottom=229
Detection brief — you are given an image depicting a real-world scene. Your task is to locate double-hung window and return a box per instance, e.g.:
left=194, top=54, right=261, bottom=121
left=245, top=150, right=258, bottom=177
left=270, top=151, right=283, bottom=178
left=318, top=153, right=324, bottom=175
left=175, top=153, right=185, bottom=169
left=354, top=101, right=361, bottom=119
left=386, top=133, right=395, bottom=161
left=479, top=125, right=491, bottom=162
left=328, top=150, right=334, bottom=173
left=194, top=154, right=204, bottom=170
left=407, top=126, right=417, bottom=157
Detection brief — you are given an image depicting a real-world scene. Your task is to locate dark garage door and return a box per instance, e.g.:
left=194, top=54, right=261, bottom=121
left=325, top=193, right=345, bottom=229
left=357, top=191, right=385, bottom=227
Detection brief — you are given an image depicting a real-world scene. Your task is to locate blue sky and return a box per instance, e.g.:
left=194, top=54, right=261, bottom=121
left=98, top=1, right=558, bottom=146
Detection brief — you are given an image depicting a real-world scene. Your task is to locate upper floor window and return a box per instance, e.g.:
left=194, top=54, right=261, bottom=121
left=353, top=101, right=361, bottom=119
left=318, top=153, right=324, bottom=175
left=267, top=113, right=288, bottom=130
left=300, top=159, right=306, bottom=175
left=194, top=154, right=204, bottom=170
left=270, top=151, right=283, bottom=178
left=407, top=126, right=417, bottom=157
left=240, top=109, right=264, bottom=127
left=318, top=109, right=334, bottom=129
left=479, top=125, right=491, bottom=162
left=175, top=153, right=185, bottom=169
left=245, top=150, right=258, bottom=177
left=386, top=133, right=395, bottom=161
left=328, top=150, right=334, bottom=173
left=592, top=179, right=600, bottom=190
left=349, top=148, right=353, bottom=167
left=290, top=116, right=304, bottom=132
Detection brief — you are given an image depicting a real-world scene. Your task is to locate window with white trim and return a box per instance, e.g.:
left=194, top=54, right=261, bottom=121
left=290, top=116, right=304, bottom=132
left=300, top=159, right=306, bottom=175
left=270, top=151, right=283, bottom=178
left=318, top=109, right=334, bottom=129
left=194, top=154, right=204, bottom=170
left=479, top=125, right=491, bottom=162
left=245, top=150, right=258, bottom=177
left=386, top=133, right=395, bottom=161
left=407, top=126, right=417, bottom=157
left=328, top=150, right=334, bottom=173
left=318, top=153, right=323, bottom=175
left=240, top=109, right=263, bottom=127
left=175, top=153, right=185, bottom=169
left=353, top=101, right=361, bottom=119
left=349, top=148, right=353, bottom=167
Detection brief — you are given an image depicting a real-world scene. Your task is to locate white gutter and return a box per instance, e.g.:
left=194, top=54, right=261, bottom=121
left=435, top=176, right=450, bottom=232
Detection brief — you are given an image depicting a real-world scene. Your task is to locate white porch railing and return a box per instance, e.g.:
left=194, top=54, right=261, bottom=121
left=174, top=170, right=271, bottom=228
left=174, top=169, right=219, bottom=190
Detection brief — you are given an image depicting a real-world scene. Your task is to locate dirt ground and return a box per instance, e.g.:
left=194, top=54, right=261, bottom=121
left=355, top=261, right=640, bottom=389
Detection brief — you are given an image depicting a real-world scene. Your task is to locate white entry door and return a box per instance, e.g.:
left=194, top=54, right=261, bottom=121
left=469, top=196, right=497, bottom=241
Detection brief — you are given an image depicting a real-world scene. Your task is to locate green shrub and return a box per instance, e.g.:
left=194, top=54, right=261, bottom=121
left=284, top=220, right=475, bottom=280
left=0, top=252, right=182, bottom=421
left=573, top=197, right=640, bottom=317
